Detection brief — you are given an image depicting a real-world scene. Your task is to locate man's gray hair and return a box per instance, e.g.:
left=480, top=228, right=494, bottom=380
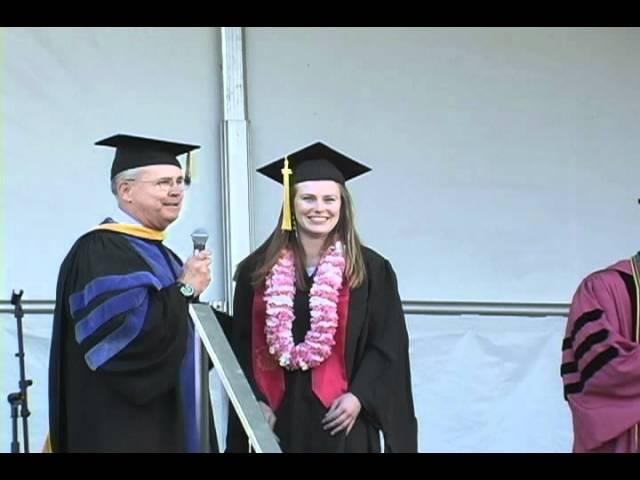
left=111, top=167, right=144, bottom=196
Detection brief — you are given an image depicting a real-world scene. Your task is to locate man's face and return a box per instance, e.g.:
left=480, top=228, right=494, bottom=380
left=120, top=165, right=186, bottom=231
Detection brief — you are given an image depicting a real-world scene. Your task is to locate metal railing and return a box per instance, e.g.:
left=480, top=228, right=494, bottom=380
left=402, top=300, right=569, bottom=317
left=1, top=299, right=570, bottom=317
left=189, top=303, right=281, bottom=453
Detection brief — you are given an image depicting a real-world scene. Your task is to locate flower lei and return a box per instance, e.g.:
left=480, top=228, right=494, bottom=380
left=264, top=241, right=346, bottom=370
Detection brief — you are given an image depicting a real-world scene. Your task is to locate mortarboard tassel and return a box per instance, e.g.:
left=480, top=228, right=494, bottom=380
left=185, top=151, right=196, bottom=186
left=281, top=156, right=293, bottom=231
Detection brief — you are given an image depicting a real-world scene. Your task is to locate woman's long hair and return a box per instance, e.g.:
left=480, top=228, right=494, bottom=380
left=245, top=183, right=367, bottom=290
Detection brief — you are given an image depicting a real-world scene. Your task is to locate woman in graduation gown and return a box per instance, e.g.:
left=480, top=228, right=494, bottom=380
left=226, top=141, right=418, bottom=453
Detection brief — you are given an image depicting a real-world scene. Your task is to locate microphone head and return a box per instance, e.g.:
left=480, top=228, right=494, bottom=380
left=191, top=228, right=209, bottom=251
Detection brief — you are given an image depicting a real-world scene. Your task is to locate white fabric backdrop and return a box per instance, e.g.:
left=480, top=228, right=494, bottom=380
left=0, top=313, right=573, bottom=453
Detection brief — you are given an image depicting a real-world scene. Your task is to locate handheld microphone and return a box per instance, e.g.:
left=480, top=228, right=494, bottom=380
left=191, top=228, right=209, bottom=253
left=188, top=228, right=209, bottom=303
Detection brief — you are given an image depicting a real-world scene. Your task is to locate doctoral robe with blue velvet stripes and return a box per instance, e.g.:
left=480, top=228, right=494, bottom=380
left=48, top=226, right=212, bottom=452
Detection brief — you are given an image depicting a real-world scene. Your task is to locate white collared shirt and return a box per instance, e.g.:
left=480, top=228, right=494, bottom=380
left=110, top=207, right=143, bottom=226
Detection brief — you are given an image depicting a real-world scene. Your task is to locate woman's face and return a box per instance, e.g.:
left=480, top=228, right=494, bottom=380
left=293, top=180, right=342, bottom=240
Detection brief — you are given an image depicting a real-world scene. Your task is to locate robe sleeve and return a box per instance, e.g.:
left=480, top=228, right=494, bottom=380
left=561, top=269, right=640, bottom=451
left=64, top=232, right=189, bottom=406
left=349, top=258, right=418, bottom=452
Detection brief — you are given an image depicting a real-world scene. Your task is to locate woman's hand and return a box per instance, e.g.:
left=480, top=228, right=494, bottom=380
left=259, top=401, right=276, bottom=430
left=322, top=392, right=361, bottom=436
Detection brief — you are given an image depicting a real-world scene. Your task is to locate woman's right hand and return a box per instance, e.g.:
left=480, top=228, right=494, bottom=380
left=259, top=401, right=277, bottom=430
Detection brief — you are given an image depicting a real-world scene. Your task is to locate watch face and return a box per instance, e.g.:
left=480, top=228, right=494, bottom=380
left=180, top=283, right=195, bottom=297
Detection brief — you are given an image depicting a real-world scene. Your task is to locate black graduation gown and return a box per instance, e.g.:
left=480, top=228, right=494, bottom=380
left=226, top=246, right=418, bottom=453
left=48, top=226, right=217, bottom=453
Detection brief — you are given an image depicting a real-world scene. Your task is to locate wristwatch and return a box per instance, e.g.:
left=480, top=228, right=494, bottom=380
left=177, top=282, right=196, bottom=301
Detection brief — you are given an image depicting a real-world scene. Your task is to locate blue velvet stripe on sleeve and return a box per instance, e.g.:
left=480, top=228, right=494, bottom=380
left=74, top=286, right=149, bottom=344
left=84, top=297, right=150, bottom=371
left=70, top=237, right=180, bottom=372
left=69, top=271, right=162, bottom=316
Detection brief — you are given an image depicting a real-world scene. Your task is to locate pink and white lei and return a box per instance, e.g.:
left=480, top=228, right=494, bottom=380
left=264, top=241, right=346, bottom=370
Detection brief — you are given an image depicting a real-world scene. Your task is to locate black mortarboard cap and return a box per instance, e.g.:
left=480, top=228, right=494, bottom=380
left=256, top=141, right=371, bottom=186
left=95, top=134, right=200, bottom=180
left=256, top=141, right=371, bottom=231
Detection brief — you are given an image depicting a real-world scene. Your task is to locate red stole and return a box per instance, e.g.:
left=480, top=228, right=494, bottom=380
left=251, top=282, right=350, bottom=410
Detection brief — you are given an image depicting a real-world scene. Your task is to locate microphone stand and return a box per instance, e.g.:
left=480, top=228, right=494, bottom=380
left=7, top=289, right=32, bottom=453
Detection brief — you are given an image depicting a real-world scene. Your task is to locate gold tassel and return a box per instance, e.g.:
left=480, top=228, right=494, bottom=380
left=185, top=151, right=196, bottom=185
left=281, top=156, right=293, bottom=231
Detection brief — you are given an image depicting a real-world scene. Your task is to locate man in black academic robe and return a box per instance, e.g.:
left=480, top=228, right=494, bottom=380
left=48, top=134, right=214, bottom=452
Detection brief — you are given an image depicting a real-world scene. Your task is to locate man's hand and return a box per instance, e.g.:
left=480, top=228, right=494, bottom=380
left=179, top=250, right=211, bottom=295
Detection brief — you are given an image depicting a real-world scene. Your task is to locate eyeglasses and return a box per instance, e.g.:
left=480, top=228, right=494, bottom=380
left=126, top=177, right=190, bottom=193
